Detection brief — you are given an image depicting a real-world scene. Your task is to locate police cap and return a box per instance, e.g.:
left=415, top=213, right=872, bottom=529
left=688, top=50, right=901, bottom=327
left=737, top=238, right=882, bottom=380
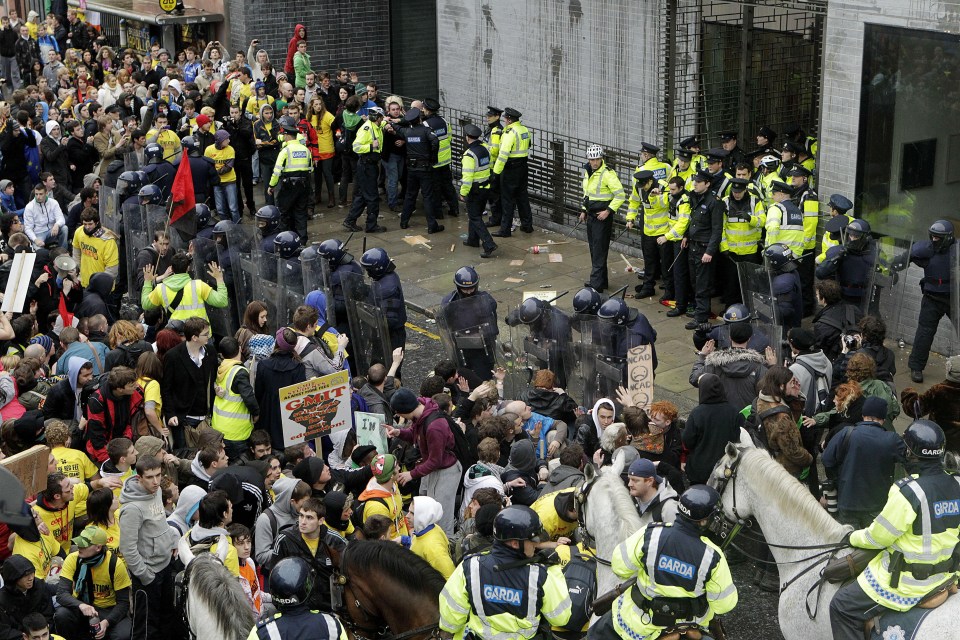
left=705, top=148, right=728, bottom=163
left=422, top=98, right=441, bottom=111
left=770, top=180, right=793, bottom=195
left=787, top=165, right=811, bottom=178
left=744, top=149, right=765, bottom=162
left=403, top=107, right=422, bottom=123
left=463, top=124, right=482, bottom=139
left=634, top=169, right=655, bottom=183
left=829, top=194, right=853, bottom=213
left=719, top=130, right=737, bottom=141
left=679, top=136, right=699, bottom=149
left=486, top=106, right=503, bottom=117
left=757, top=126, right=776, bottom=140
left=675, top=148, right=694, bottom=160
left=729, top=178, right=748, bottom=191
left=503, top=107, right=522, bottom=120
left=781, top=140, right=802, bottom=155
left=824, top=215, right=850, bottom=234
left=640, top=142, right=660, bottom=154
left=783, top=123, right=802, bottom=136
left=691, top=170, right=712, bottom=183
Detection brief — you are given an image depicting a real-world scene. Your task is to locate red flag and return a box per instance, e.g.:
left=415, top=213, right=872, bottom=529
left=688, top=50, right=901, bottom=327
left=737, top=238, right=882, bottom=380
left=170, top=155, right=195, bottom=224
left=58, top=292, right=74, bottom=329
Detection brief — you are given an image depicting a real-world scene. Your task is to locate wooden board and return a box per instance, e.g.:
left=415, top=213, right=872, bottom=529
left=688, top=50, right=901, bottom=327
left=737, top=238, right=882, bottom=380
left=626, top=345, right=654, bottom=411
left=1, top=445, right=50, bottom=497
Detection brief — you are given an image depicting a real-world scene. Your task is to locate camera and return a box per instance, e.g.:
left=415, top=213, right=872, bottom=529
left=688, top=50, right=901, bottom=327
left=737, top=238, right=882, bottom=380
left=843, top=333, right=861, bottom=350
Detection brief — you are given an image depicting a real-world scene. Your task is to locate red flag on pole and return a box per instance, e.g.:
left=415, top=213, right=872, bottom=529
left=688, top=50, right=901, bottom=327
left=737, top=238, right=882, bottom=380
left=170, top=155, right=195, bottom=224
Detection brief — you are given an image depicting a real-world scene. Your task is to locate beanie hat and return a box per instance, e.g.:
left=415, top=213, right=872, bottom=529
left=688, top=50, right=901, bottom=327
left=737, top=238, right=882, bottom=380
left=371, top=453, right=397, bottom=483
left=214, top=129, right=231, bottom=145
left=350, top=445, right=377, bottom=466
left=862, top=396, right=889, bottom=420
left=788, top=328, right=816, bottom=351
left=195, top=113, right=211, bottom=127
left=728, top=322, right=753, bottom=344
left=293, top=457, right=326, bottom=486
left=275, top=328, right=296, bottom=352
left=135, top=435, right=164, bottom=458
left=389, top=388, right=419, bottom=414
left=474, top=503, right=500, bottom=537
left=247, top=333, right=275, bottom=360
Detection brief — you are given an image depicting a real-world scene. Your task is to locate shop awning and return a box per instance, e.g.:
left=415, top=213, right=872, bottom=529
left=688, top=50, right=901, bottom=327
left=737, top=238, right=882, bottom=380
left=67, top=0, right=223, bottom=25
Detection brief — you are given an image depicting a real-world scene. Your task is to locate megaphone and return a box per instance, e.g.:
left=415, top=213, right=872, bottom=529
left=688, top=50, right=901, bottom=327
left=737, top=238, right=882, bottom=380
left=53, top=255, right=77, bottom=278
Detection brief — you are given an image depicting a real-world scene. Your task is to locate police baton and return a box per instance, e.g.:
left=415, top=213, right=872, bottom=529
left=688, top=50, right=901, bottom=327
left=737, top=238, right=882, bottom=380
left=562, top=217, right=583, bottom=240
left=610, top=285, right=628, bottom=300
left=612, top=225, right=630, bottom=245
left=342, top=232, right=355, bottom=251
left=667, top=243, right=686, bottom=272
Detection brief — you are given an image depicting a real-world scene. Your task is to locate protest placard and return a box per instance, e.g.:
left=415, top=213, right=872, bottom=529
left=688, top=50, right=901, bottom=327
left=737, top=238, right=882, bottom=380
left=279, top=371, right=352, bottom=446
left=354, top=412, right=389, bottom=454
left=1, top=445, right=50, bottom=497
left=626, top=345, right=654, bottom=411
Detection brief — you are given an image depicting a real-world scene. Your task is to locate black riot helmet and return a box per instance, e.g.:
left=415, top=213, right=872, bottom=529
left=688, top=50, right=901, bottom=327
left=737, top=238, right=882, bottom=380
left=255, top=205, right=282, bottom=236
left=572, top=287, right=603, bottom=315
left=493, top=506, right=543, bottom=543
left=677, top=485, right=721, bottom=523
left=269, top=557, right=315, bottom=609
left=317, top=238, right=347, bottom=264
left=597, top=298, right=630, bottom=325
left=764, top=243, right=797, bottom=272
left=517, top=298, right=545, bottom=324
left=195, top=203, right=212, bottom=228
left=274, top=231, right=302, bottom=259
left=903, top=420, right=946, bottom=461
left=929, top=220, right=955, bottom=249
left=454, top=266, right=479, bottom=292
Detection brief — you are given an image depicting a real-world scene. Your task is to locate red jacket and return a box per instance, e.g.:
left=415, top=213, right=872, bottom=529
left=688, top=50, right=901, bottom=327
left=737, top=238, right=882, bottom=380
left=85, top=378, right=143, bottom=462
left=397, top=397, right=458, bottom=479
left=297, top=117, right=319, bottom=162
left=284, top=24, right=306, bottom=76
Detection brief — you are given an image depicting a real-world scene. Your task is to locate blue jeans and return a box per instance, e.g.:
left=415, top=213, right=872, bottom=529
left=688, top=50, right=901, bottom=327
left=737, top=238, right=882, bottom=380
left=214, top=182, right=240, bottom=223
left=36, top=225, right=67, bottom=248
left=382, top=154, right=403, bottom=208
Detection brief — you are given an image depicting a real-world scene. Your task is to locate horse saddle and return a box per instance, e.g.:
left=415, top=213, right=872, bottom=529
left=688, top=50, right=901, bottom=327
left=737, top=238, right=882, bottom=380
left=863, top=579, right=958, bottom=640
left=654, top=624, right=704, bottom=640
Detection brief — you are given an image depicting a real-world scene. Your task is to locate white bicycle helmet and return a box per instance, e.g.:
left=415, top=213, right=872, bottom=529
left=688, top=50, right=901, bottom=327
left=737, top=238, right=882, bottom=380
left=587, top=144, right=604, bottom=159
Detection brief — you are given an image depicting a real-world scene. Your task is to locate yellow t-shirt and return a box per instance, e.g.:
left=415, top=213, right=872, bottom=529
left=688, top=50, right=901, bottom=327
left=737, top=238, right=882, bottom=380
left=53, top=446, right=98, bottom=482
left=60, top=550, right=131, bottom=608
left=183, top=532, right=240, bottom=577
left=11, top=532, right=59, bottom=579
left=72, top=228, right=119, bottom=288
left=313, top=111, right=335, bottom=156
left=303, top=534, right=319, bottom=555
left=94, top=515, right=121, bottom=552
left=36, top=482, right=90, bottom=555
left=109, top=468, right=135, bottom=499
left=146, top=128, right=181, bottom=162
left=205, top=144, right=236, bottom=183
left=138, top=376, right=162, bottom=422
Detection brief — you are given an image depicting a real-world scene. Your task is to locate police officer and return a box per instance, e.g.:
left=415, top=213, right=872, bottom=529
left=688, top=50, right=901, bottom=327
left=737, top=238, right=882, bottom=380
left=572, top=286, right=605, bottom=316
left=628, top=168, right=671, bottom=300
left=668, top=146, right=697, bottom=189
left=394, top=107, right=443, bottom=233
left=181, top=135, right=219, bottom=208
left=483, top=106, right=504, bottom=229
left=117, top=170, right=148, bottom=210
left=719, top=130, right=744, bottom=171
left=816, top=219, right=877, bottom=309
left=590, top=485, right=737, bottom=640
left=755, top=154, right=781, bottom=207
left=788, top=165, right=819, bottom=316
left=440, top=266, right=499, bottom=379
left=816, top=194, right=854, bottom=265
left=269, top=116, right=312, bottom=243
left=684, top=171, right=724, bottom=331
left=316, top=238, right=363, bottom=336
left=693, top=303, right=772, bottom=353
left=491, top=107, right=533, bottom=237
left=249, top=556, right=348, bottom=640
left=195, top=203, right=215, bottom=241
left=765, top=180, right=805, bottom=259
left=783, top=122, right=818, bottom=158
left=659, top=176, right=694, bottom=317
left=360, top=247, right=407, bottom=366
left=579, top=145, right=625, bottom=293
left=138, top=184, right=164, bottom=209
left=755, top=126, right=778, bottom=156
left=675, top=136, right=707, bottom=173
left=275, top=231, right=303, bottom=297
left=438, top=506, right=571, bottom=640
left=778, top=141, right=801, bottom=181
left=142, top=142, right=177, bottom=200
left=905, top=220, right=956, bottom=383
left=459, top=124, right=497, bottom=258
left=764, top=243, right=803, bottom=331
left=506, top=297, right=572, bottom=388
left=596, top=297, right=658, bottom=371
left=421, top=98, right=459, bottom=219
left=704, top=148, right=732, bottom=198
left=829, top=420, right=960, bottom=640
left=343, top=106, right=387, bottom=234
left=719, top=177, right=764, bottom=305
left=255, top=205, right=282, bottom=254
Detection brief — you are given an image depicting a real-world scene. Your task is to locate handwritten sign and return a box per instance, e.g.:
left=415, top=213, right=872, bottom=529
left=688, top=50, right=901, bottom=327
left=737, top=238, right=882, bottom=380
left=354, top=412, right=389, bottom=455
left=1, top=445, right=49, bottom=498
left=522, top=290, right=557, bottom=304
left=279, top=371, right=351, bottom=446
left=1, top=253, right=36, bottom=313
left=626, top=345, right=654, bottom=411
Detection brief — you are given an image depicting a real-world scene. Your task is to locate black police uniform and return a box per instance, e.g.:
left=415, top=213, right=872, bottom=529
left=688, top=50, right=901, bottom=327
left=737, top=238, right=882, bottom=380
left=188, top=154, right=219, bottom=207
left=143, top=160, right=178, bottom=200
left=772, top=267, right=803, bottom=330
left=330, top=258, right=364, bottom=336
left=397, top=115, right=442, bottom=232
left=815, top=238, right=878, bottom=308
left=461, top=139, right=497, bottom=253
left=440, top=289, right=499, bottom=380
left=597, top=312, right=658, bottom=398
left=423, top=111, right=459, bottom=217
left=907, top=238, right=957, bottom=372
left=507, top=306, right=572, bottom=389
left=686, top=188, right=725, bottom=324
left=251, top=608, right=346, bottom=640
left=372, top=267, right=407, bottom=360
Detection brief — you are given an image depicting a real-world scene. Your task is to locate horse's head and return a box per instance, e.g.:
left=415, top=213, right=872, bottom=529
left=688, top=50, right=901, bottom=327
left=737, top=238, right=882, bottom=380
left=708, top=442, right=754, bottom=525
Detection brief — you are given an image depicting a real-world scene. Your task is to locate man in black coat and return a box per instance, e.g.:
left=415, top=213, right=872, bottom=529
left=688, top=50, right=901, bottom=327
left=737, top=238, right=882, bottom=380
left=160, top=317, right=217, bottom=449
left=223, top=103, right=257, bottom=217
left=0, top=554, right=54, bottom=639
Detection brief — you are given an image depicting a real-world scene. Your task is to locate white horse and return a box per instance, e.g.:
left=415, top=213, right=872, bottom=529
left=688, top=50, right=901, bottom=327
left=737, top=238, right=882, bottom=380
left=181, top=551, right=255, bottom=640
left=711, top=444, right=960, bottom=640
left=578, top=453, right=643, bottom=597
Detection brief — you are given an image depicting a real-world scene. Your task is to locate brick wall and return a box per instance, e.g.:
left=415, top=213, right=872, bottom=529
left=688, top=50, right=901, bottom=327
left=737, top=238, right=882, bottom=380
left=223, top=0, right=392, bottom=91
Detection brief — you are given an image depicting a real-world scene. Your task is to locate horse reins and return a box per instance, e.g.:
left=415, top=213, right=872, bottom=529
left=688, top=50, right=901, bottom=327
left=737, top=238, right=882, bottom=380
left=575, top=474, right=613, bottom=567
left=334, top=560, right=440, bottom=640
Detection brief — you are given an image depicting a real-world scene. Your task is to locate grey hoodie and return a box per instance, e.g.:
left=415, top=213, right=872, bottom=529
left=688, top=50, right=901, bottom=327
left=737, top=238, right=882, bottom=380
left=539, top=464, right=584, bottom=498
left=118, top=474, right=179, bottom=583
left=166, top=484, right=207, bottom=536
left=254, top=476, right=301, bottom=566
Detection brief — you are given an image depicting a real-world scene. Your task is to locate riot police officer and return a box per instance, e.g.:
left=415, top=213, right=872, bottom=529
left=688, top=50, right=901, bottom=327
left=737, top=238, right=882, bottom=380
left=816, top=194, right=854, bottom=265
left=142, top=142, right=177, bottom=200
left=360, top=247, right=407, bottom=366
left=830, top=420, right=960, bottom=640
left=394, top=107, right=442, bottom=233
left=317, top=238, right=364, bottom=336
left=579, top=144, right=625, bottom=293
left=765, top=243, right=803, bottom=331
left=685, top=171, right=724, bottom=330
left=815, top=218, right=877, bottom=309
left=905, top=220, right=957, bottom=383
left=693, top=303, right=772, bottom=353
left=440, top=266, right=499, bottom=379
left=459, top=124, right=497, bottom=258
left=572, top=286, right=605, bottom=316
left=590, top=485, right=737, bottom=640
left=275, top=230, right=303, bottom=295
left=483, top=106, right=504, bottom=228
left=506, top=297, right=572, bottom=388
left=269, top=116, right=312, bottom=243
left=596, top=297, right=658, bottom=371
left=255, top=205, right=282, bottom=254
left=117, top=170, right=148, bottom=209
left=195, top=203, right=215, bottom=240
left=138, top=184, right=164, bottom=208
left=438, top=506, right=572, bottom=640
left=181, top=135, right=219, bottom=208
left=422, top=98, right=459, bottom=218
left=491, top=107, right=533, bottom=237
left=250, top=557, right=348, bottom=640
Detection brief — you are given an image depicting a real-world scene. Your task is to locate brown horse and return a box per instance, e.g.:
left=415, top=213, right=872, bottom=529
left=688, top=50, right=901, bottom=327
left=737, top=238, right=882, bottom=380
left=334, top=540, right=445, bottom=640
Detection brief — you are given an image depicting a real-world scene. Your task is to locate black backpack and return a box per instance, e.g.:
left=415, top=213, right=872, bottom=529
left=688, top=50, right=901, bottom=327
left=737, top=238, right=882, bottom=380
left=422, top=410, right=473, bottom=471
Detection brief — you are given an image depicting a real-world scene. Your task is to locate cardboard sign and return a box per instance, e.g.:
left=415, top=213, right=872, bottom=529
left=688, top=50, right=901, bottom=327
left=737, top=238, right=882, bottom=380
left=1, top=445, right=50, bottom=498
left=626, top=345, right=654, bottom=411
left=522, top=290, right=557, bottom=304
left=1, top=253, right=36, bottom=313
left=279, top=371, right=352, bottom=446
left=354, top=411, right=389, bottom=454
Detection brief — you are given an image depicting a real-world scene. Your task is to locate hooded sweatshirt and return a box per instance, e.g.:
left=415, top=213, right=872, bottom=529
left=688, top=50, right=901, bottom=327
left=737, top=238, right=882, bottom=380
left=460, top=462, right=505, bottom=519
left=0, top=554, right=53, bottom=635
left=501, top=440, right=541, bottom=506
left=410, top=496, right=454, bottom=578
left=395, top=397, right=457, bottom=479
left=59, top=335, right=108, bottom=376
left=43, top=356, right=91, bottom=422
left=118, top=474, right=178, bottom=584
left=284, top=24, right=306, bottom=76
left=327, top=429, right=352, bottom=470
left=790, top=350, right=833, bottom=416
left=691, top=347, right=768, bottom=412
left=140, top=271, right=229, bottom=321
left=682, top=373, right=744, bottom=484
left=74, top=272, right=115, bottom=322
left=166, top=485, right=207, bottom=536
left=575, top=398, right=615, bottom=457
left=539, top=464, right=584, bottom=498
left=254, top=476, right=301, bottom=566
left=180, top=523, right=239, bottom=576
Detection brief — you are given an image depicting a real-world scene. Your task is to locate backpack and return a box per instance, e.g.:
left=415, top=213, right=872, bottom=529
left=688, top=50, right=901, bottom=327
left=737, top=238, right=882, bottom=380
left=422, top=410, right=473, bottom=471
left=556, top=551, right=597, bottom=637
left=794, top=359, right=831, bottom=416
left=349, top=496, right=388, bottom=532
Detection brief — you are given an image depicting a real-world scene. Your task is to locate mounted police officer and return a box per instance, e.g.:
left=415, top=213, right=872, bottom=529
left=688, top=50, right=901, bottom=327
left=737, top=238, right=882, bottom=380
left=394, top=107, right=442, bottom=233
left=590, top=485, right=737, bottom=640
left=438, top=506, right=572, bottom=640
left=459, top=124, right=497, bottom=258
left=815, top=218, right=878, bottom=309
left=829, top=420, right=960, bottom=640
left=905, top=220, right=957, bottom=383
left=317, top=238, right=363, bottom=336
left=765, top=243, right=803, bottom=331
left=440, top=266, right=499, bottom=379
left=506, top=297, right=572, bottom=389
left=269, top=116, right=312, bottom=243
left=249, top=557, right=348, bottom=640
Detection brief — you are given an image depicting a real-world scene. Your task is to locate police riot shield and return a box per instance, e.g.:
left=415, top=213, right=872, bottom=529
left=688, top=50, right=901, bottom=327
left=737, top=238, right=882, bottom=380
left=950, top=244, right=960, bottom=358
left=435, top=296, right=502, bottom=381
left=506, top=308, right=570, bottom=393
left=566, top=317, right=628, bottom=408
left=567, top=314, right=603, bottom=408
left=300, top=249, right=336, bottom=324
left=341, top=271, right=392, bottom=374
left=738, top=261, right=780, bottom=326
left=226, top=223, right=259, bottom=327
left=843, top=231, right=882, bottom=317
left=98, top=185, right=121, bottom=236
left=191, top=235, right=238, bottom=337
left=275, top=252, right=305, bottom=327
left=122, top=199, right=149, bottom=297
left=874, top=236, right=914, bottom=345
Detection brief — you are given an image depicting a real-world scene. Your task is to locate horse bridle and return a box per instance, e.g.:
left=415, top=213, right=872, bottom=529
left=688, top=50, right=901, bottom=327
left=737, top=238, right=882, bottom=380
left=574, top=471, right=613, bottom=567
left=333, top=567, right=440, bottom=640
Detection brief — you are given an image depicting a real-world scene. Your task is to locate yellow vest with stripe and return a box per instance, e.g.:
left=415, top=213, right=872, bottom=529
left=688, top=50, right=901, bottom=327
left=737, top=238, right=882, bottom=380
left=663, top=192, right=692, bottom=242
left=816, top=213, right=854, bottom=264
left=765, top=200, right=805, bottom=255
left=492, top=122, right=531, bottom=174
left=530, top=488, right=578, bottom=541
left=154, top=280, right=208, bottom=322
left=212, top=363, right=253, bottom=441
left=268, top=138, right=312, bottom=187
left=794, top=186, right=820, bottom=250
left=581, top=162, right=625, bottom=213
left=460, top=144, right=491, bottom=197
left=352, top=120, right=384, bottom=156
left=668, top=164, right=696, bottom=191
left=720, top=193, right=765, bottom=255
left=484, top=124, right=503, bottom=164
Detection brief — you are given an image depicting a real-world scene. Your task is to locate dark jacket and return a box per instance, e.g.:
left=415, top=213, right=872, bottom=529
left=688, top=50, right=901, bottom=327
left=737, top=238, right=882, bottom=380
left=395, top=397, right=457, bottom=479
left=40, top=135, right=73, bottom=192
left=254, top=352, right=306, bottom=450
left=0, top=25, right=17, bottom=58
left=822, top=420, right=905, bottom=514
left=902, top=380, right=960, bottom=454
left=538, top=464, right=584, bottom=498
left=74, top=272, right=115, bottom=322
left=682, top=374, right=743, bottom=484
left=222, top=115, right=256, bottom=160
left=65, top=135, right=99, bottom=191
left=689, top=347, right=767, bottom=413
left=686, top=189, right=724, bottom=255
left=0, top=556, right=54, bottom=640
left=270, top=523, right=344, bottom=611
left=104, top=340, right=153, bottom=371
left=521, top=387, right=578, bottom=427
left=86, top=375, right=144, bottom=462
left=813, top=301, right=862, bottom=361
left=160, top=341, right=218, bottom=424
left=210, top=465, right=265, bottom=531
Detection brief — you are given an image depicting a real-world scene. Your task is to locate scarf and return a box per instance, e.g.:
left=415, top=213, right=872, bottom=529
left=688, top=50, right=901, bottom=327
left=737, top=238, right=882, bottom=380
left=75, top=548, right=107, bottom=604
